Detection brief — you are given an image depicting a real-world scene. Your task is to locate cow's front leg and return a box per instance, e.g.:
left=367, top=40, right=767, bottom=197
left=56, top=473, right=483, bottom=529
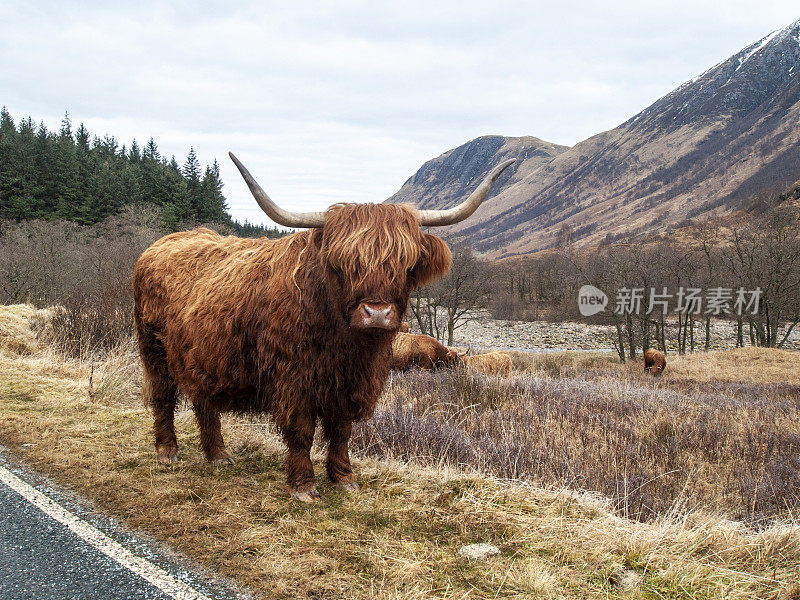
left=323, top=419, right=358, bottom=491
left=283, top=414, right=319, bottom=502
left=194, top=399, right=234, bottom=465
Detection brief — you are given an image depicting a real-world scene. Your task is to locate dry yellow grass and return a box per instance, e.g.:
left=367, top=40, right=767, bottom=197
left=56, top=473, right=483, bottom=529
left=511, top=346, right=800, bottom=385
left=665, top=347, right=800, bottom=384
left=1, top=308, right=799, bottom=599
left=509, top=349, right=623, bottom=377
left=0, top=303, right=54, bottom=355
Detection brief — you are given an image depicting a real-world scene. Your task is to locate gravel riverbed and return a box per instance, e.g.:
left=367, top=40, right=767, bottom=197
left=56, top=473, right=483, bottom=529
left=415, top=311, right=800, bottom=353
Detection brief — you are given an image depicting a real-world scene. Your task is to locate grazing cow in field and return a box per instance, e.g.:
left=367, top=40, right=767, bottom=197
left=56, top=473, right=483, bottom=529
left=399, top=321, right=410, bottom=333
left=133, top=152, right=514, bottom=501
left=390, top=332, right=460, bottom=371
left=462, top=351, right=513, bottom=377
left=644, top=348, right=667, bottom=376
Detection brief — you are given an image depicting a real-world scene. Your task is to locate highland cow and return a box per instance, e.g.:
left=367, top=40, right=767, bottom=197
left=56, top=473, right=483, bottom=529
left=462, top=351, right=512, bottom=377
left=390, top=332, right=460, bottom=371
left=133, top=152, right=514, bottom=502
left=644, top=348, right=667, bottom=376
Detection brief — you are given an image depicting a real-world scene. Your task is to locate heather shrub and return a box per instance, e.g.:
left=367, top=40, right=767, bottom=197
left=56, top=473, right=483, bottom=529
left=353, top=368, right=800, bottom=523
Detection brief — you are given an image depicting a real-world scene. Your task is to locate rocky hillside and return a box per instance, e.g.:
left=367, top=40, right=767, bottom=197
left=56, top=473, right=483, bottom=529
left=387, top=135, right=568, bottom=211
left=388, top=18, right=800, bottom=256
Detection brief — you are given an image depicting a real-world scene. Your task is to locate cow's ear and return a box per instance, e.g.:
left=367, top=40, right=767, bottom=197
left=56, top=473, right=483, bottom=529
left=413, top=234, right=452, bottom=286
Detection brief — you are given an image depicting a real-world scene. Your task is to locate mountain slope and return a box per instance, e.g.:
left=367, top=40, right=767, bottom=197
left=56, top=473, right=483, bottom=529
left=387, top=135, right=569, bottom=210
left=388, top=18, right=800, bottom=256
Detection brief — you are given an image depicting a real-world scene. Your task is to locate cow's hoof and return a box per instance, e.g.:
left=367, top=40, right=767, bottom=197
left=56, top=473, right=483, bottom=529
left=291, top=487, right=321, bottom=503
left=157, top=447, right=178, bottom=464
left=209, top=450, right=235, bottom=465
left=334, top=480, right=360, bottom=492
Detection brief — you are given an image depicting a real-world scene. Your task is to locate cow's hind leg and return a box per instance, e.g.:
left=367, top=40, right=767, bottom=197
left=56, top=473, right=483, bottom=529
left=193, top=399, right=234, bottom=465
left=323, top=418, right=358, bottom=492
left=138, top=328, right=179, bottom=464
left=282, top=413, right=319, bottom=502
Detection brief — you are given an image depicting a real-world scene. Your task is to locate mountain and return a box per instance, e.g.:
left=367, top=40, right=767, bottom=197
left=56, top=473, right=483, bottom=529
left=387, top=136, right=569, bottom=210
left=387, top=18, right=800, bottom=257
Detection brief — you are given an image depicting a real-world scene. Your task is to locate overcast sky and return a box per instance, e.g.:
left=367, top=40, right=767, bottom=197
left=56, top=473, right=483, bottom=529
left=2, top=1, right=799, bottom=225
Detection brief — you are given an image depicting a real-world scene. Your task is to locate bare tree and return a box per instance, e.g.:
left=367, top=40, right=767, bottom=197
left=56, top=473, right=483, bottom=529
left=723, top=207, right=800, bottom=347
left=410, top=244, right=494, bottom=345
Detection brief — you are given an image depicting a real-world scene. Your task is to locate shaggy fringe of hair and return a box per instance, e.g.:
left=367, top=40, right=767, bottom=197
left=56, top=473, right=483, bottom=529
left=320, top=204, right=423, bottom=289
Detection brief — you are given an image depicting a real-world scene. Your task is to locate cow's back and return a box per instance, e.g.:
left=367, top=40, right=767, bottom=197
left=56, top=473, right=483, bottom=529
left=135, top=228, right=254, bottom=319
left=644, top=348, right=666, bottom=375
left=133, top=228, right=307, bottom=402
left=390, top=332, right=448, bottom=370
left=463, top=351, right=512, bottom=377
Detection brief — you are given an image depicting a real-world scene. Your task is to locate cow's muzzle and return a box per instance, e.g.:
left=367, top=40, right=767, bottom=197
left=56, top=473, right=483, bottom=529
left=351, top=302, right=399, bottom=330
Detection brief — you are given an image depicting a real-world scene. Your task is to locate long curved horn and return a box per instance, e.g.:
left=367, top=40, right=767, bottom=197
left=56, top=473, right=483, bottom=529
left=417, top=158, right=516, bottom=226
left=229, top=152, right=326, bottom=228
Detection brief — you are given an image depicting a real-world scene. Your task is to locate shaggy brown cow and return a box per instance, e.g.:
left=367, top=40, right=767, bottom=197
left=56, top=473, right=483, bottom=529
left=390, top=332, right=460, bottom=371
left=462, top=351, right=512, bottom=377
left=133, top=153, right=514, bottom=502
left=644, top=348, right=667, bottom=376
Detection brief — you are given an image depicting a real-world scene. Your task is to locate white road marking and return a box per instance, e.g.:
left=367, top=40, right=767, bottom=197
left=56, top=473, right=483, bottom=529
left=0, top=463, right=213, bottom=600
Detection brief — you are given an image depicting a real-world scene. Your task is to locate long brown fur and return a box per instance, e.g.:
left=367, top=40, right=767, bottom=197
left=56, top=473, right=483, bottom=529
left=462, top=351, right=512, bottom=377
left=644, top=348, right=667, bottom=376
left=133, top=203, right=451, bottom=499
left=390, top=332, right=459, bottom=371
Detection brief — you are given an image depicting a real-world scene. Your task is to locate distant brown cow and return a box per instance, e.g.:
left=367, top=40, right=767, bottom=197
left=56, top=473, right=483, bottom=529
left=399, top=321, right=410, bottom=333
left=133, top=152, right=516, bottom=502
left=644, top=348, right=666, bottom=376
left=390, top=332, right=460, bottom=371
left=462, top=351, right=512, bottom=377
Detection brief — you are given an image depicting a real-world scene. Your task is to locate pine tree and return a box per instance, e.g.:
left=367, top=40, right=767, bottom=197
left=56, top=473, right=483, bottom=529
left=55, top=113, right=81, bottom=221
left=74, top=123, right=93, bottom=218
left=0, top=106, right=14, bottom=137
left=0, top=107, right=18, bottom=219
left=129, top=139, right=141, bottom=163
left=59, top=111, right=73, bottom=141
left=34, top=122, right=58, bottom=217
left=181, top=147, right=205, bottom=220
left=75, top=123, right=90, bottom=151
left=143, top=137, right=160, bottom=162
left=182, top=147, right=201, bottom=182
left=199, top=159, right=228, bottom=223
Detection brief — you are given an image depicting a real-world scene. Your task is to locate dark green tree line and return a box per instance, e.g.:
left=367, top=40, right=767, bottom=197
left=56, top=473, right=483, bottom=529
left=0, top=108, right=248, bottom=232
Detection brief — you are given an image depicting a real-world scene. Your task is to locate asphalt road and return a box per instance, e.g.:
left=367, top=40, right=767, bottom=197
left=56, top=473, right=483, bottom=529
left=0, top=450, right=248, bottom=600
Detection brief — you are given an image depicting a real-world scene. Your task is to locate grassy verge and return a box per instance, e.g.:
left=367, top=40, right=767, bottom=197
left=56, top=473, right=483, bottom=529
left=1, top=306, right=799, bottom=599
